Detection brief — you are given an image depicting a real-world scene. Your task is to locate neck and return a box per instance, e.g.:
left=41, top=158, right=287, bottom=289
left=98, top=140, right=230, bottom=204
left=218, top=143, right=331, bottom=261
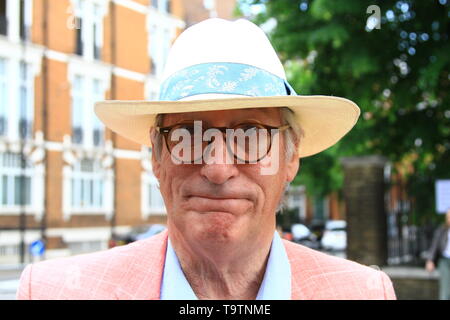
left=168, top=226, right=274, bottom=300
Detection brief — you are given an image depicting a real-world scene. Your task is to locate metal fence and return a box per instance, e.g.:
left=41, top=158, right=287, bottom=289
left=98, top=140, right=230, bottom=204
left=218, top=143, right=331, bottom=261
left=387, top=210, right=436, bottom=266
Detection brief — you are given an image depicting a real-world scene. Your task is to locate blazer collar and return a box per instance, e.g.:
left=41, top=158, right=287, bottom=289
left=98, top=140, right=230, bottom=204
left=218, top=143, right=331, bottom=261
left=113, top=230, right=314, bottom=300
left=114, top=229, right=168, bottom=300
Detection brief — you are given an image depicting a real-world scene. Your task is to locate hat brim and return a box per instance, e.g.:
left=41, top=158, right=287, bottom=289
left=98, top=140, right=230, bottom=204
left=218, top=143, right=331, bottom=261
left=94, top=95, right=360, bottom=158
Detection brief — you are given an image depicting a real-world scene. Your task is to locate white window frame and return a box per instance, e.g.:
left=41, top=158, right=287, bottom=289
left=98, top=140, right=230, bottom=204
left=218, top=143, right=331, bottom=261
left=147, top=6, right=184, bottom=78
left=19, top=0, right=33, bottom=41
left=3, top=0, right=33, bottom=43
left=18, top=60, right=33, bottom=139
left=71, top=75, right=84, bottom=144
left=70, top=158, right=104, bottom=211
left=62, top=155, right=114, bottom=221
left=144, top=75, right=160, bottom=101
left=0, top=38, right=43, bottom=143
left=73, top=0, right=106, bottom=61
left=92, top=78, right=104, bottom=146
left=0, top=152, right=32, bottom=207
left=0, top=58, right=8, bottom=136
left=141, top=170, right=166, bottom=219
left=0, top=151, right=45, bottom=219
left=70, top=73, right=106, bottom=149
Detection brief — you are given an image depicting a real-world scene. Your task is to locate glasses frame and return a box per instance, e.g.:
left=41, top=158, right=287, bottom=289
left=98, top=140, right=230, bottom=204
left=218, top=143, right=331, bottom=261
left=155, top=122, right=291, bottom=164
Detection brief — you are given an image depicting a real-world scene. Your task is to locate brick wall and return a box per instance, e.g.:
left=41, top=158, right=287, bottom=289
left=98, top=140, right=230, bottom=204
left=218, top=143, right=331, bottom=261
left=341, top=156, right=388, bottom=267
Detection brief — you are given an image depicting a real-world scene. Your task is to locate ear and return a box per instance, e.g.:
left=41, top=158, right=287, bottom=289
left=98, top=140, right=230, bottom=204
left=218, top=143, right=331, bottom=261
left=286, top=150, right=300, bottom=183
left=150, top=128, right=161, bottom=180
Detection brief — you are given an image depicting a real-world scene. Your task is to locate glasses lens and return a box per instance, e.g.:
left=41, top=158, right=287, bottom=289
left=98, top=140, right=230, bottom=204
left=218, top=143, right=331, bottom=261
left=165, top=122, right=273, bottom=164
left=167, top=123, right=203, bottom=163
left=231, top=124, right=270, bottom=163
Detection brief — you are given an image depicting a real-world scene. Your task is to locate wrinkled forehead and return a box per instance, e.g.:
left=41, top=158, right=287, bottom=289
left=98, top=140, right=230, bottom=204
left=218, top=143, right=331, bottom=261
left=160, top=107, right=282, bottom=126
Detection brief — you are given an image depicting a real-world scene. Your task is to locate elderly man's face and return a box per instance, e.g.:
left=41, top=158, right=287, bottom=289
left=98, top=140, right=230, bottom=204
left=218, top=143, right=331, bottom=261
left=151, top=108, right=299, bottom=246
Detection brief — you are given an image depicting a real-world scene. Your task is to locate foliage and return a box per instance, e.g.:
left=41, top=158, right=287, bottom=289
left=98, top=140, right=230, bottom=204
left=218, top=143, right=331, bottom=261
left=239, top=0, right=450, bottom=221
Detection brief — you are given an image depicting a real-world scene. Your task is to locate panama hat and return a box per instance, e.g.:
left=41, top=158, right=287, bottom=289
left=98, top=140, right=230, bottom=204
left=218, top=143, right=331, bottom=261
left=95, top=18, right=360, bottom=158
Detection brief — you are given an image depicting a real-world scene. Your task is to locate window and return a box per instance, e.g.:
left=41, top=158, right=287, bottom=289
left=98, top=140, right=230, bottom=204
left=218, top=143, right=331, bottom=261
left=74, top=0, right=103, bottom=60
left=0, top=244, right=20, bottom=256
left=163, top=0, right=171, bottom=13
left=0, top=58, right=7, bottom=136
left=71, top=158, right=104, bottom=211
left=148, top=177, right=165, bottom=211
left=148, top=25, right=172, bottom=76
left=92, top=79, right=104, bottom=146
left=18, top=61, right=33, bottom=139
left=0, top=0, right=7, bottom=36
left=0, top=59, right=35, bottom=140
left=1, top=0, right=33, bottom=40
left=71, top=75, right=104, bottom=147
left=203, top=0, right=214, bottom=10
left=142, top=171, right=166, bottom=216
left=19, top=0, right=32, bottom=41
left=74, top=0, right=85, bottom=56
left=0, top=152, right=32, bottom=207
left=75, top=16, right=83, bottom=55
left=93, top=4, right=102, bottom=60
left=152, top=0, right=171, bottom=13
left=72, top=75, right=84, bottom=144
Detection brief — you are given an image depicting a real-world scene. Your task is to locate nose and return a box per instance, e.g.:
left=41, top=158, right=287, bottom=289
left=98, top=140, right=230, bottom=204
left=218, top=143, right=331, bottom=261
left=200, top=132, right=239, bottom=185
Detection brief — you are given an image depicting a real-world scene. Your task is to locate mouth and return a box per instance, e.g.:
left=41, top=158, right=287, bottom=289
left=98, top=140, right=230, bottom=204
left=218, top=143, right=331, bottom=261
left=185, top=195, right=253, bottom=214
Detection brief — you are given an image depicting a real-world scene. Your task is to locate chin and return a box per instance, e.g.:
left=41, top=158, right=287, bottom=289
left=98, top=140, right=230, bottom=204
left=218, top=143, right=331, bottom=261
left=191, top=211, right=242, bottom=243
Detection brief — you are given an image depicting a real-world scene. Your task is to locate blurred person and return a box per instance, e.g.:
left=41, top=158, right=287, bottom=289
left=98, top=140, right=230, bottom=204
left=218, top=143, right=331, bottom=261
left=425, top=208, right=450, bottom=300
left=16, top=18, right=395, bottom=300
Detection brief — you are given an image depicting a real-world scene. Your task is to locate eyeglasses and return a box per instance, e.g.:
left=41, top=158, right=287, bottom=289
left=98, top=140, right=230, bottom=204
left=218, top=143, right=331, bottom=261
left=156, top=121, right=290, bottom=164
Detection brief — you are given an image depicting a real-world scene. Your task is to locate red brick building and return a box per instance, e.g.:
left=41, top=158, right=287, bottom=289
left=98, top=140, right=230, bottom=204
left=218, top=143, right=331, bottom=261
left=0, top=0, right=236, bottom=263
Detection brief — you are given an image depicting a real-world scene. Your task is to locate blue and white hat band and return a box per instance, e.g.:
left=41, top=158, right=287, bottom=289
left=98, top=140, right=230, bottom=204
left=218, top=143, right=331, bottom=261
left=159, top=62, right=297, bottom=101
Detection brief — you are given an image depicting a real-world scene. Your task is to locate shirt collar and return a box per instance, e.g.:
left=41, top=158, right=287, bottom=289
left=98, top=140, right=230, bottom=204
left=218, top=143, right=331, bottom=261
left=160, top=231, right=291, bottom=300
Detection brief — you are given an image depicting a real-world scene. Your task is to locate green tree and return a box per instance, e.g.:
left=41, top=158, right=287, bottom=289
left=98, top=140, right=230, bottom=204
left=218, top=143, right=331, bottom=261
left=240, top=0, right=450, bottom=222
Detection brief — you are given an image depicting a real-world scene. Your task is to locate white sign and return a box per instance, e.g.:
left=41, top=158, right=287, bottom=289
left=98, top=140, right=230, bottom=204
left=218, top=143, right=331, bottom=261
left=436, top=180, right=450, bottom=214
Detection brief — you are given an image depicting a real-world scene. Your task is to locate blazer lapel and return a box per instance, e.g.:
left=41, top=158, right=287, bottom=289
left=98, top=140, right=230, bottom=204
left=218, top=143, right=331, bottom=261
left=113, top=230, right=168, bottom=300
left=283, top=240, right=319, bottom=300
left=113, top=232, right=321, bottom=300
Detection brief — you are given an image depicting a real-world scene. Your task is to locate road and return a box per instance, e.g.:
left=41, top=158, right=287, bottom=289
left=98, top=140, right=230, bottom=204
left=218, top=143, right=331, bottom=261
left=0, top=266, right=25, bottom=300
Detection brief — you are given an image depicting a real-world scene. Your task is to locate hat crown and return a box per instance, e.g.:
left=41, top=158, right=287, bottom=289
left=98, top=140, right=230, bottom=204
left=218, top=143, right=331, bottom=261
left=161, top=18, right=286, bottom=82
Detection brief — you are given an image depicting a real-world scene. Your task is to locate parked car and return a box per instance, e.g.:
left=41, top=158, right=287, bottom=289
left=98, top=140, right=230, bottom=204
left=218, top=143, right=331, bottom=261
left=321, top=220, right=347, bottom=251
left=291, top=223, right=320, bottom=249
left=309, top=221, right=326, bottom=242
left=109, top=224, right=166, bottom=248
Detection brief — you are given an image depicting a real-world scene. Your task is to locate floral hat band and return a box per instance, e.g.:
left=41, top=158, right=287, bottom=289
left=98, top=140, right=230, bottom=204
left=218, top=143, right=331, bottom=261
left=159, top=62, right=298, bottom=101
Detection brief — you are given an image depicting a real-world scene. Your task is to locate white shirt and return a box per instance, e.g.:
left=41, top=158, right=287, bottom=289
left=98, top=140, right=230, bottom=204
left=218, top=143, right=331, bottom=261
left=160, top=231, right=292, bottom=299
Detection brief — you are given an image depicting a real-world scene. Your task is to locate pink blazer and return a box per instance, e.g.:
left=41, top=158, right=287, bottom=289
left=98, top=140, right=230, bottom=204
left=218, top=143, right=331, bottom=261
left=16, top=230, right=396, bottom=300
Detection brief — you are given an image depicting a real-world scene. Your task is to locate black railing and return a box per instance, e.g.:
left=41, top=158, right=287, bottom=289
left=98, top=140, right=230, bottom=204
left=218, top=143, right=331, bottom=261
left=387, top=210, right=436, bottom=266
